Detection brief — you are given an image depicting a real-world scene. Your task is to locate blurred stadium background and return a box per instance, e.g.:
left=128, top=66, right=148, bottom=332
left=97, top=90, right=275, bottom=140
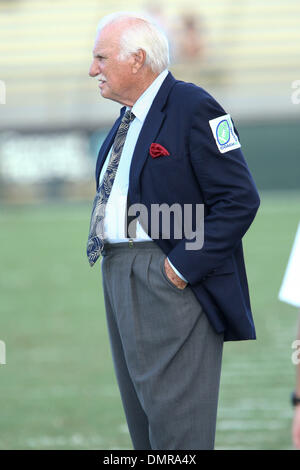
left=0, top=0, right=299, bottom=450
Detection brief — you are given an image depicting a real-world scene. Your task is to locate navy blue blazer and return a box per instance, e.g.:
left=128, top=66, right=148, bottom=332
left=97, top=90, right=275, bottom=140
left=95, top=72, right=260, bottom=341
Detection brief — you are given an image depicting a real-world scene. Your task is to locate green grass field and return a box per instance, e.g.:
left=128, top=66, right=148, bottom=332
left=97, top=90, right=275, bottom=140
left=1, top=191, right=300, bottom=450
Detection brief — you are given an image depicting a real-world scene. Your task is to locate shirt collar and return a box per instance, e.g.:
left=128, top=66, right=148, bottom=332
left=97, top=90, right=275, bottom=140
left=127, top=69, right=169, bottom=123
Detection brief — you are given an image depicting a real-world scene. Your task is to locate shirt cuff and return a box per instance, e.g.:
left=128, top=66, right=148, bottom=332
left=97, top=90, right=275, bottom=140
left=167, top=257, right=188, bottom=283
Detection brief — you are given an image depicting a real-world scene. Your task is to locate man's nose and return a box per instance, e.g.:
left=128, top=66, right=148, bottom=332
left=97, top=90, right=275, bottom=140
left=89, top=59, right=99, bottom=77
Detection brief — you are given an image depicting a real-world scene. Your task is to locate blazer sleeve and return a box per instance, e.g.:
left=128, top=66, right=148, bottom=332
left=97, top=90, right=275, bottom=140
left=167, top=93, right=260, bottom=285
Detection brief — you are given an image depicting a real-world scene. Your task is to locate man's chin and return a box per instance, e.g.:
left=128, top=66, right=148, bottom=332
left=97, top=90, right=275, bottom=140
left=98, top=89, right=124, bottom=106
left=99, top=87, right=110, bottom=99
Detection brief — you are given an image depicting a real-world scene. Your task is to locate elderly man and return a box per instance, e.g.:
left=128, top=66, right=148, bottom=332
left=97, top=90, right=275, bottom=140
left=87, top=13, right=260, bottom=450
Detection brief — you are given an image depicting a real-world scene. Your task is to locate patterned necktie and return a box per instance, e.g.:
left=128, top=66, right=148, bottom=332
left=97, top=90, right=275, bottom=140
left=86, top=110, right=135, bottom=267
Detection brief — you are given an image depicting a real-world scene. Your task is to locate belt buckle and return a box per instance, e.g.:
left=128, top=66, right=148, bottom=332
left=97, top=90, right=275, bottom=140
left=128, top=238, right=134, bottom=248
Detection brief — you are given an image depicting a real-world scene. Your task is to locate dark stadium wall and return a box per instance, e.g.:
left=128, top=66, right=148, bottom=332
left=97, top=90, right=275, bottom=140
left=238, top=120, right=300, bottom=190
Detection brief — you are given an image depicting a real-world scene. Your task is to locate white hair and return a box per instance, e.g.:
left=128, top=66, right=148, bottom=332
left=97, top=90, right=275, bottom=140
left=97, top=12, right=170, bottom=74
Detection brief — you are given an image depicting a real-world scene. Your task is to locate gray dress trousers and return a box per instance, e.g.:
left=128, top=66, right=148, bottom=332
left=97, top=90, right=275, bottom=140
left=101, top=241, right=224, bottom=450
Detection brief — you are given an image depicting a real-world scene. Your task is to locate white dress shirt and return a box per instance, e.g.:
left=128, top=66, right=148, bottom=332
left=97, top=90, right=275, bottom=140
left=99, top=69, right=187, bottom=282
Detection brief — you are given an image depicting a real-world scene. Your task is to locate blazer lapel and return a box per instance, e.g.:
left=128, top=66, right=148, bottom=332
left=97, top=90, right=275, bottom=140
left=95, top=106, right=126, bottom=189
left=129, top=72, right=178, bottom=200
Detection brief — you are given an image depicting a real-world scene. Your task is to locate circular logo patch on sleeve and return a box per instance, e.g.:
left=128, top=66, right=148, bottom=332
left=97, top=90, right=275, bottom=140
left=209, top=114, right=241, bottom=154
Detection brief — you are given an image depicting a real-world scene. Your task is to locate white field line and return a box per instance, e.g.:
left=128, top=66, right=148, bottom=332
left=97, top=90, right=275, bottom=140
left=217, top=419, right=287, bottom=431
left=26, top=433, right=104, bottom=448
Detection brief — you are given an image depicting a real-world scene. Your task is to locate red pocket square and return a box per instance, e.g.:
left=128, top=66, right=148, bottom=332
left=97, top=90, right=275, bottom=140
left=149, top=143, right=170, bottom=158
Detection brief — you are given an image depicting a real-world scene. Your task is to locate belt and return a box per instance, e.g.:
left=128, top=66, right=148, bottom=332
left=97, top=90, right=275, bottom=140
left=102, top=239, right=158, bottom=256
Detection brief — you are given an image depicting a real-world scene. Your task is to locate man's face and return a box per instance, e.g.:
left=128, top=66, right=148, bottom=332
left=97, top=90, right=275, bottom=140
left=89, top=25, right=136, bottom=105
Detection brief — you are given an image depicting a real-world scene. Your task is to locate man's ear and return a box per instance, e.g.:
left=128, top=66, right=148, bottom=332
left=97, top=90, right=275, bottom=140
left=131, top=49, right=146, bottom=73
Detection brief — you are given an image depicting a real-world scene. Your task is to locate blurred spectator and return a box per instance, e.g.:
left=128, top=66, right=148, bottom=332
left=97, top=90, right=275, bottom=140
left=143, top=2, right=176, bottom=61
left=176, top=13, right=205, bottom=63
left=143, top=2, right=166, bottom=29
